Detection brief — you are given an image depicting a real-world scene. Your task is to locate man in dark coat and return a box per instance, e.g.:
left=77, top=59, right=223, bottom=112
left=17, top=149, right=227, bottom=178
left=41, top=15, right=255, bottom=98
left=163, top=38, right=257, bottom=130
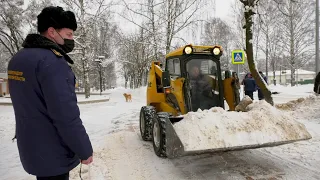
left=242, top=73, right=257, bottom=100
left=257, top=71, right=268, bottom=100
left=189, top=65, right=215, bottom=111
left=7, top=6, right=93, bottom=180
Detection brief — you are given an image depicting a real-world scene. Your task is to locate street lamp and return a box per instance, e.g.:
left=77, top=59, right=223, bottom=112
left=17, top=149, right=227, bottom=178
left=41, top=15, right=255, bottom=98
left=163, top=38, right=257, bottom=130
left=94, top=56, right=105, bottom=95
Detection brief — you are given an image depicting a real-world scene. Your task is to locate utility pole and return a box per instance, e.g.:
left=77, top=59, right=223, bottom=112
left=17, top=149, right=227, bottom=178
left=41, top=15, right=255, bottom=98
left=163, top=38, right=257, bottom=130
left=99, top=63, right=102, bottom=95
left=316, top=0, right=319, bottom=74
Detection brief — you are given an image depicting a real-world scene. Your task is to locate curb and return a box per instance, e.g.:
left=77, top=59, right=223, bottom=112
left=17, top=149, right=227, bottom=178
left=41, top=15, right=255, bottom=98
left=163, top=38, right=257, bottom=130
left=0, top=98, right=110, bottom=106
left=76, top=92, right=111, bottom=95
left=0, top=102, right=13, bottom=106
left=78, top=98, right=110, bottom=104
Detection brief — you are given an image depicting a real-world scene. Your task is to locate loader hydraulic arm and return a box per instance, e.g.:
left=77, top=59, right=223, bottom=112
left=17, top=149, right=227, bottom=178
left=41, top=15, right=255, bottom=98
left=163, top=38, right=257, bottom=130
left=147, top=62, right=166, bottom=105
left=154, top=62, right=164, bottom=78
left=184, top=72, right=193, bottom=112
left=153, top=62, right=165, bottom=92
left=223, top=72, right=240, bottom=111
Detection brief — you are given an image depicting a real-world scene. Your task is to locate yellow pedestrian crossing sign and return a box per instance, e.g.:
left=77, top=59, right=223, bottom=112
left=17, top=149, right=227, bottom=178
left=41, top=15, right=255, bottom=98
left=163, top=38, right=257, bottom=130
left=232, top=50, right=246, bottom=64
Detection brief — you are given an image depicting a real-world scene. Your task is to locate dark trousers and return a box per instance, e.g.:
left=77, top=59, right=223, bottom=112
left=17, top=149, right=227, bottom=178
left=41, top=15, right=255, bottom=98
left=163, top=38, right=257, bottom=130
left=245, top=91, right=254, bottom=100
left=258, top=89, right=264, bottom=100
left=37, top=172, right=69, bottom=180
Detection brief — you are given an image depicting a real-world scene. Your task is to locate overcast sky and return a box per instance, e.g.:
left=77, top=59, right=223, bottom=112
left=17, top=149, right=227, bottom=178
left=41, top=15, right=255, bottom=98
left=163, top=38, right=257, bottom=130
left=22, top=0, right=237, bottom=47
left=23, top=0, right=235, bottom=31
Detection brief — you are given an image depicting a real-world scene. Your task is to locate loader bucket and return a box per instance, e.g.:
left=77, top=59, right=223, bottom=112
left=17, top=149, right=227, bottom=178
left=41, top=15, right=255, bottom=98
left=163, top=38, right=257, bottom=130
left=165, top=109, right=312, bottom=159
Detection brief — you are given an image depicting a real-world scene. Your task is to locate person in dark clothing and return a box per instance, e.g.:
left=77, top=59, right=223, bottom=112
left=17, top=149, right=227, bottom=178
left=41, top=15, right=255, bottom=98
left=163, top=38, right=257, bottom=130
left=232, top=72, right=241, bottom=105
left=242, top=73, right=257, bottom=100
left=257, top=71, right=268, bottom=100
left=314, top=72, right=320, bottom=94
left=7, top=6, right=93, bottom=180
left=189, top=65, right=214, bottom=111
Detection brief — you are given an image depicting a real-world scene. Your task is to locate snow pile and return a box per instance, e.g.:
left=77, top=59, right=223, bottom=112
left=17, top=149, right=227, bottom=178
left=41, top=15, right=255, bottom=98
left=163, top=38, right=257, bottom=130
left=276, top=94, right=320, bottom=119
left=269, top=84, right=314, bottom=95
left=173, top=100, right=312, bottom=151
left=235, top=95, right=253, bottom=112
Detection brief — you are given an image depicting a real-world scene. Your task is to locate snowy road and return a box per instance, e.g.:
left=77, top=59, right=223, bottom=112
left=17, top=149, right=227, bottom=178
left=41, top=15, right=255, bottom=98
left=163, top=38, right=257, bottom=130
left=1, top=85, right=320, bottom=180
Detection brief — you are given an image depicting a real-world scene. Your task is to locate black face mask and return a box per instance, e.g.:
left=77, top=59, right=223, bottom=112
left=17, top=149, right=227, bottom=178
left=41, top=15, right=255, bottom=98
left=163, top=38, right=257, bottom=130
left=59, top=39, right=75, bottom=53
left=54, top=29, right=75, bottom=53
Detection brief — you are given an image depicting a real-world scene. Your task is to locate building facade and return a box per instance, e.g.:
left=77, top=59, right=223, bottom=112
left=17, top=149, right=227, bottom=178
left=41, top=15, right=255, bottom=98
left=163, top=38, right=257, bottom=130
left=0, top=73, right=9, bottom=96
left=265, top=69, right=315, bottom=85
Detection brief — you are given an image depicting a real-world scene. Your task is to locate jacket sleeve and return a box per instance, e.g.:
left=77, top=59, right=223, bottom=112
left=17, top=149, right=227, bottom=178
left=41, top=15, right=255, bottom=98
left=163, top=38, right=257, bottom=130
left=254, top=80, right=258, bottom=90
left=264, top=76, right=268, bottom=84
left=37, top=57, right=93, bottom=160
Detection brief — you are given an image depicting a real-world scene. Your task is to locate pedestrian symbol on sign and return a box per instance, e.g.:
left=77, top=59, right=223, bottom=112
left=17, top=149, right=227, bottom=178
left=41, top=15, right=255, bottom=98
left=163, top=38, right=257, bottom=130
left=234, top=53, right=242, bottom=62
left=231, top=50, right=246, bottom=64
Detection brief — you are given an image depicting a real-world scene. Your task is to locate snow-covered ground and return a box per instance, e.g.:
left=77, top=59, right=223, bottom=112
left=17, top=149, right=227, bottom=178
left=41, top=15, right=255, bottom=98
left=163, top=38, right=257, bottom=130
left=238, top=84, right=314, bottom=104
left=1, top=84, right=320, bottom=180
left=0, top=94, right=110, bottom=104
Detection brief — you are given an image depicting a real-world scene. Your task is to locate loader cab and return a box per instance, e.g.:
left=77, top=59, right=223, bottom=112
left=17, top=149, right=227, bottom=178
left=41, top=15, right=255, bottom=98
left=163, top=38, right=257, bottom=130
left=186, top=59, right=223, bottom=111
left=165, top=45, right=224, bottom=113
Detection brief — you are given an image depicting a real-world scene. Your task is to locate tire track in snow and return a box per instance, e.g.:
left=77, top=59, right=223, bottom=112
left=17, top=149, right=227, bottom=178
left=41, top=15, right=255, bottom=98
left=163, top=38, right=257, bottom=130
left=129, top=124, right=207, bottom=180
left=128, top=123, right=282, bottom=180
left=126, top=118, right=280, bottom=180
left=90, top=130, right=188, bottom=180
left=76, top=94, right=320, bottom=180
left=128, top=121, right=320, bottom=180
left=169, top=152, right=283, bottom=180
left=256, top=147, right=320, bottom=178
left=82, top=121, right=320, bottom=180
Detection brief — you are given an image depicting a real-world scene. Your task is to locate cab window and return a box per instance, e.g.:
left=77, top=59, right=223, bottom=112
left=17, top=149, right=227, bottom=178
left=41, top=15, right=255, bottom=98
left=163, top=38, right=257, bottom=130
left=166, top=58, right=180, bottom=76
left=187, top=59, right=218, bottom=77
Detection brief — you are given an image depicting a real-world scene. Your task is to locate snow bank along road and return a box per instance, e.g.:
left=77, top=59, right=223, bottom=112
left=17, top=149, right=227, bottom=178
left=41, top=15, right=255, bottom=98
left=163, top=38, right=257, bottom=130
left=1, top=86, right=320, bottom=180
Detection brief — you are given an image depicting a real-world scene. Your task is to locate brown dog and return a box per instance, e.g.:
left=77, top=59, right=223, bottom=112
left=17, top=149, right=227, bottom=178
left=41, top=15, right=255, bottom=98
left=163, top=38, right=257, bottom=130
left=123, top=93, right=132, bottom=102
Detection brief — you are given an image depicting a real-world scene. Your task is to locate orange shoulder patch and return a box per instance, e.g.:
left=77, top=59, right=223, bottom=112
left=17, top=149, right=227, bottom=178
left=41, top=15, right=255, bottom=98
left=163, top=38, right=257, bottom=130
left=51, top=49, right=63, bottom=57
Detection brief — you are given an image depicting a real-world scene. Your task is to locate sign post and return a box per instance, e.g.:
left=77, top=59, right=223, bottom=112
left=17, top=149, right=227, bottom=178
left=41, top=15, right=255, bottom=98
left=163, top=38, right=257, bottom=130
left=231, top=50, right=246, bottom=76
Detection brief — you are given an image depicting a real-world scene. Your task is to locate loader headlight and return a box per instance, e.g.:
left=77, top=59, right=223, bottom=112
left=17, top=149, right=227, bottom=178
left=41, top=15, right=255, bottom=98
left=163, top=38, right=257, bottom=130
left=184, top=46, right=193, bottom=54
left=213, top=47, right=221, bottom=55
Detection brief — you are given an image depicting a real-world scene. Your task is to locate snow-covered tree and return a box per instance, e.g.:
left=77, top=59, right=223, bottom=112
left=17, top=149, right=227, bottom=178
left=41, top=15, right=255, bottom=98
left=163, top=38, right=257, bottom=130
left=0, top=0, right=55, bottom=71
left=24, top=0, right=55, bottom=34
left=201, top=17, right=234, bottom=71
left=117, top=28, right=155, bottom=89
left=230, top=1, right=249, bottom=74
left=62, top=0, right=115, bottom=98
left=239, top=0, right=274, bottom=105
left=120, top=0, right=206, bottom=56
left=0, top=0, right=24, bottom=56
left=256, top=0, right=280, bottom=78
left=275, top=0, right=315, bottom=86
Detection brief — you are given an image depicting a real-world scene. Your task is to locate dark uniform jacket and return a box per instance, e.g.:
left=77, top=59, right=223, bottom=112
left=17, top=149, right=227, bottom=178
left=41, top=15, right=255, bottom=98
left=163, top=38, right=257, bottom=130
left=7, top=34, right=93, bottom=177
left=243, top=77, right=257, bottom=92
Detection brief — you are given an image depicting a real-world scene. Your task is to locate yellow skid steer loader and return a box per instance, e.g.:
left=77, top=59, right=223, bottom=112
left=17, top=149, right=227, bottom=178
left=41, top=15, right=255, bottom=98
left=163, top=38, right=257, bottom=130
left=139, top=44, right=311, bottom=158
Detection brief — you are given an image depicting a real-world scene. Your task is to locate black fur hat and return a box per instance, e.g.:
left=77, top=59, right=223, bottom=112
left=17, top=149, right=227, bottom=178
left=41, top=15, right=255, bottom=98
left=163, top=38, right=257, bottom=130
left=37, top=6, right=77, bottom=33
